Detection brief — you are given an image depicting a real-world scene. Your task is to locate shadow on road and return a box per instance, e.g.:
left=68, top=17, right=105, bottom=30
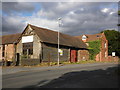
left=19, top=65, right=119, bottom=89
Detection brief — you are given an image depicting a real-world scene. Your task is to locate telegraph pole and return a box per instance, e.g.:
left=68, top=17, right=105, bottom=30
left=58, top=18, right=62, bottom=66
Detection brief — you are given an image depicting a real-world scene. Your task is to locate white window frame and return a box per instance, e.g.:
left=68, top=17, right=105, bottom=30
left=82, top=35, right=87, bottom=40
left=104, top=42, right=107, bottom=48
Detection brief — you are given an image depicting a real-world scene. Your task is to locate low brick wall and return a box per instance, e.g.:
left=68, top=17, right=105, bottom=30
left=21, top=59, right=40, bottom=66
left=107, top=56, right=119, bottom=61
left=77, top=50, right=89, bottom=61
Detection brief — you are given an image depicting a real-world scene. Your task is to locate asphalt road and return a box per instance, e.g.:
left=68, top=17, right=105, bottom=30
left=2, top=63, right=119, bottom=88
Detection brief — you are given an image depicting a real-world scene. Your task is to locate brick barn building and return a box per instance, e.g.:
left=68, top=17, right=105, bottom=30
left=75, top=33, right=108, bottom=61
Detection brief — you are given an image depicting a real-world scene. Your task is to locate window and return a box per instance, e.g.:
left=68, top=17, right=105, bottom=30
left=105, top=43, right=107, bottom=48
left=82, top=35, right=87, bottom=40
left=96, top=35, right=100, bottom=37
left=105, top=51, right=107, bottom=57
left=23, top=42, right=33, bottom=55
left=3, top=45, right=5, bottom=50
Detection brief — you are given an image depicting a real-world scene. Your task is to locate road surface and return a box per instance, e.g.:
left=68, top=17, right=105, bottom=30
left=2, top=63, right=119, bottom=88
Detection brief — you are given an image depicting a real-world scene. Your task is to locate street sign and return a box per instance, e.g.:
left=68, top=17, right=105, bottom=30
left=59, top=49, right=63, bottom=56
left=112, top=52, right=115, bottom=56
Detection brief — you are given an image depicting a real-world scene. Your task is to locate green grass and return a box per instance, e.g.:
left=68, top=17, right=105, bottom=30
left=34, top=60, right=119, bottom=67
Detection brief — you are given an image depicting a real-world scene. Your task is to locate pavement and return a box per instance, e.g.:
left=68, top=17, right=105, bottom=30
left=2, top=62, right=119, bottom=88
left=2, top=62, right=118, bottom=75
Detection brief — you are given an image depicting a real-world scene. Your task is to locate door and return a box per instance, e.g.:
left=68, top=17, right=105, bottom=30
left=16, top=53, right=20, bottom=66
left=70, top=50, right=77, bottom=62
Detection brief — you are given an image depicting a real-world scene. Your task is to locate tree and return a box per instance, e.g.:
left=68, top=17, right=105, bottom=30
left=118, top=10, right=120, bottom=15
left=101, top=30, right=120, bottom=57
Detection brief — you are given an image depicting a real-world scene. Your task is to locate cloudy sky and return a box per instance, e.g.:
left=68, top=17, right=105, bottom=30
left=2, top=2, right=118, bottom=36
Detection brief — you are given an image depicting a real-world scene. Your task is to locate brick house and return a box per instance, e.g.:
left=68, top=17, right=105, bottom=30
left=2, top=24, right=88, bottom=66
left=75, top=33, right=108, bottom=61
left=0, top=33, right=21, bottom=65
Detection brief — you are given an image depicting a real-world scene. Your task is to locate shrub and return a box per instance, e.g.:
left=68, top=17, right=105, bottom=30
left=88, top=40, right=101, bottom=60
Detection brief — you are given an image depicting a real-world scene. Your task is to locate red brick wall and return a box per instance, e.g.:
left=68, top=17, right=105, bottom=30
left=77, top=50, right=89, bottom=61
left=93, top=33, right=109, bottom=61
left=3, top=44, right=15, bottom=61
left=100, top=33, right=108, bottom=61
left=107, top=56, right=119, bottom=61
left=96, top=53, right=100, bottom=61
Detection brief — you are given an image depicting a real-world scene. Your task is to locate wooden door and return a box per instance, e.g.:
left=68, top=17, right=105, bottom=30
left=70, top=50, right=77, bottom=62
left=16, top=53, right=20, bottom=66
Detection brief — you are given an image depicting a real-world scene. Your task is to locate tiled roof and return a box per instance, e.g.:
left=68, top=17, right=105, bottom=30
left=75, top=33, right=102, bottom=42
left=0, top=33, right=21, bottom=44
left=29, top=24, right=87, bottom=49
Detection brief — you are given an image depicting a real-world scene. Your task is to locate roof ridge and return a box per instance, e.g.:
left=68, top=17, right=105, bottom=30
left=75, top=33, right=102, bottom=37
left=29, top=24, right=59, bottom=33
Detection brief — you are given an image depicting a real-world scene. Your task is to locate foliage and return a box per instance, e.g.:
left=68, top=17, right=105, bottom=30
left=21, top=54, right=30, bottom=59
left=88, top=40, right=101, bottom=60
left=118, top=10, right=120, bottom=15
left=101, top=30, right=120, bottom=57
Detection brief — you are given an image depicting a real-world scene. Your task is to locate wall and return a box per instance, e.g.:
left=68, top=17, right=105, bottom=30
left=42, top=43, right=69, bottom=62
left=94, top=33, right=108, bottom=61
left=77, top=50, right=89, bottom=61
left=4, top=44, right=14, bottom=61
left=33, top=34, right=41, bottom=59
left=16, top=39, right=22, bottom=55
left=16, top=34, right=41, bottom=65
left=100, top=33, right=108, bottom=61
left=0, top=44, right=15, bottom=65
left=21, top=59, right=40, bottom=66
left=107, top=56, right=119, bottom=61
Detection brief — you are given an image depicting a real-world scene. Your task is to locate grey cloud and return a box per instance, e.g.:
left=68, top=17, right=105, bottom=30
left=39, top=2, right=84, bottom=20
left=2, top=2, right=35, bottom=14
left=2, top=16, right=25, bottom=35
left=61, top=9, right=117, bottom=35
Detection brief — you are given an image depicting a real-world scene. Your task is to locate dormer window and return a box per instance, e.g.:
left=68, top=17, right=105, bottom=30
left=82, top=35, right=87, bottom=40
left=96, top=35, right=100, bottom=37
